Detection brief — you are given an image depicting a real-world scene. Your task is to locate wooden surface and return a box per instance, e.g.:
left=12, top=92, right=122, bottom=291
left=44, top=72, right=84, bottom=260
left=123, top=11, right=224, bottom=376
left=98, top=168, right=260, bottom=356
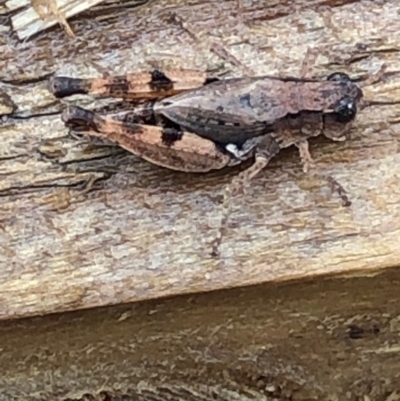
left=1, top=269, right=400, bottom=401
left=1, top=0, right=400, bottom=321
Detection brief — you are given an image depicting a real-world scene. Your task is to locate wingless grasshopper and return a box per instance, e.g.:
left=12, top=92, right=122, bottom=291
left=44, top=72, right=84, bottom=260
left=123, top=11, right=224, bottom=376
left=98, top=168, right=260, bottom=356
left=48, top=51, right=383, bottom=255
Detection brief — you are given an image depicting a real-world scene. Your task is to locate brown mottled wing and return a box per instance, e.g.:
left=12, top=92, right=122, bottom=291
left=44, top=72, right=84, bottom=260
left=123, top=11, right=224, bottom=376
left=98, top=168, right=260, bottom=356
left=155, top=76, right=291, bottom=145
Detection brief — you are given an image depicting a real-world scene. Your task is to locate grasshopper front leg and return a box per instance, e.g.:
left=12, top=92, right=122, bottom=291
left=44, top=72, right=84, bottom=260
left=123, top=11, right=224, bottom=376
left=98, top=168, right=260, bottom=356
left=48, top=69, right=214, bottom=101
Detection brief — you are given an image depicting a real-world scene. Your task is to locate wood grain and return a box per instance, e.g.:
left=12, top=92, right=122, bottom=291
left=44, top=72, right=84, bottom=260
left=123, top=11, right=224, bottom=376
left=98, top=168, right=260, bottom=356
left=2, top=0, right=149, bottom=39
left=1, top=269, right=399, bottom=401
left=0, top=0, right=400, bottom=321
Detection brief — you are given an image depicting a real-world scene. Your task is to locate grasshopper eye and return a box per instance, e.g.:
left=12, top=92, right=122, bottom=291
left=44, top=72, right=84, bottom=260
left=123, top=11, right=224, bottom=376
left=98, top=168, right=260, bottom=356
left=334, top=97, right=357, bottom=123
left=327, top=72, right=352, bottom=84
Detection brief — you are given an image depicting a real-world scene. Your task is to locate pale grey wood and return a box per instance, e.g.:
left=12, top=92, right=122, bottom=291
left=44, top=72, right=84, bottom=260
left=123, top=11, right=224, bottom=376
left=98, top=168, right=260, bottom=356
left=7, top=0, right=104, bottom=39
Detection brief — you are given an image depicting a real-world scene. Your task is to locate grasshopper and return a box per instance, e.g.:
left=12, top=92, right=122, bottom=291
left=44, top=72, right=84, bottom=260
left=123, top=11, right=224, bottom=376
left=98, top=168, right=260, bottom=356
left=48, top=53, right=383, bottom=255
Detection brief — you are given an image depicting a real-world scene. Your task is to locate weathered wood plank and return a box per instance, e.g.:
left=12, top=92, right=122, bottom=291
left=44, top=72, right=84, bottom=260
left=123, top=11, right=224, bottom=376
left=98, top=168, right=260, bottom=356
left=0, top=0, right=400, bottom=321
left=0, top=270, right=399, bottom=401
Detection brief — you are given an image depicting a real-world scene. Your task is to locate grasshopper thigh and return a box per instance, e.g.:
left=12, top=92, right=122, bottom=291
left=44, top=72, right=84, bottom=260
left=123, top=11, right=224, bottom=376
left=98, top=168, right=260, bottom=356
left=49, top=69, right=212, bottom=101
left=61, top=105, right=233, bottom=173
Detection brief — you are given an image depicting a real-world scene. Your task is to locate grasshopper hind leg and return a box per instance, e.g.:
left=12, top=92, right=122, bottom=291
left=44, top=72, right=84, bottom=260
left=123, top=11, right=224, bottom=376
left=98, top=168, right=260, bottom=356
left=48, top=69, right=210, bottom=101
